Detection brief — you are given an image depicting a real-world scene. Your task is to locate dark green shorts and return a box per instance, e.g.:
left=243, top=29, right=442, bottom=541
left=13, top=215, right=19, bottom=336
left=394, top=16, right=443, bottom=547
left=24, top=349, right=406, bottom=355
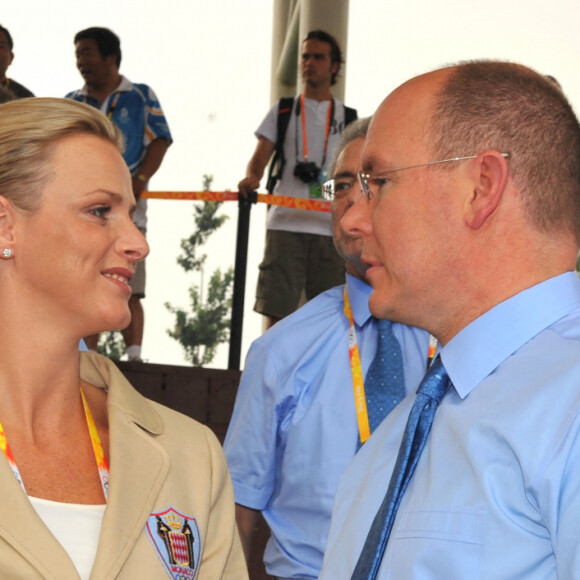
left=129, top=227, right=146, bottom=298
left=254, top=229, right=345, bottom=319
left=129, top=259, right=146, bottom=298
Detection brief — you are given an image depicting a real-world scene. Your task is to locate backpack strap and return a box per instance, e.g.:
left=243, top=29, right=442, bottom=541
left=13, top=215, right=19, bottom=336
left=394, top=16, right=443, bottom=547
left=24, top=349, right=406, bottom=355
left=266, top=97, right=295, bottom=193
left=344, top=106, right=358, bottom=127
left=265, top=100, right=358, bottom=193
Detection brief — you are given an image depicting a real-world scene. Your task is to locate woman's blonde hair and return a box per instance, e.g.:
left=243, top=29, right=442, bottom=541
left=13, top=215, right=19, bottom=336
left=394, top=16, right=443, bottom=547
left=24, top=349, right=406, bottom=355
left=0, top=97, right=123, bottom=212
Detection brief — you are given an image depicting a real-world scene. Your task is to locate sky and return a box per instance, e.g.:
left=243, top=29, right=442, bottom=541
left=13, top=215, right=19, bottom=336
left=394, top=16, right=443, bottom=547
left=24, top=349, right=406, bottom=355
left=4, top=0, right=580, bottom=368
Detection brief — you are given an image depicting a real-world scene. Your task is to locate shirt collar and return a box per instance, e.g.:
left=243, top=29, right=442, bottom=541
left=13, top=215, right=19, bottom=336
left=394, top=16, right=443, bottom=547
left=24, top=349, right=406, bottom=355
left=441, top=272, right=580, bottom=399
left=80, top=74, right=133, bottom=97
left=115, top=75, right=133, bottom=92
left=346, top=273, right=373, bottom=328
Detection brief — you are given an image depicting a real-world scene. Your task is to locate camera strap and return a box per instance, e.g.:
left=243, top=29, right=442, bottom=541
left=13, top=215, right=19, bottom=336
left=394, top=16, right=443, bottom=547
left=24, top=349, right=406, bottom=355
left=296, top=93, right=335, bottom=171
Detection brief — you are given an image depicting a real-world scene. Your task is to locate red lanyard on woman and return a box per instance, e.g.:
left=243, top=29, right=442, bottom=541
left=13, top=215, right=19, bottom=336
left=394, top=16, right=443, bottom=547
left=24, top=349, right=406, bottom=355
left=0, top=389, right=110, bottom=500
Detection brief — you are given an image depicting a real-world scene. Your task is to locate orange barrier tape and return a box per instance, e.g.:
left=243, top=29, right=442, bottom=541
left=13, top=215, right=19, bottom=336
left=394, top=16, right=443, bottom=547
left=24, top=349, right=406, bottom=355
left=142, top=190, right=331, bottom=213
left=257, top=193, right=331, bottom=213
left=142, top=190, right=239, bottom=202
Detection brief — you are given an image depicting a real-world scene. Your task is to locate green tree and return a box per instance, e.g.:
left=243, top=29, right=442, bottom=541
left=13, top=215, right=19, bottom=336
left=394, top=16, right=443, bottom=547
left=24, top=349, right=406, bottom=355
left=165, top=175, right=234, bottom=366
left=96, top=330, right=126, bottom=361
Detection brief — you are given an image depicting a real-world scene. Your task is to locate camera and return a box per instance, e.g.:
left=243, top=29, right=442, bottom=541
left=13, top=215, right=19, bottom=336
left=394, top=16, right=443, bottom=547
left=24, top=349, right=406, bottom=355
left=293, top=161, right=321, bottom=184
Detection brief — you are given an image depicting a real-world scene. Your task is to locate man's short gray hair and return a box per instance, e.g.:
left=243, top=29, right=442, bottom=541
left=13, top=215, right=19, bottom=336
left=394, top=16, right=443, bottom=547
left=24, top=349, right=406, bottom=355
left=329, top=117, right=371, bottom=178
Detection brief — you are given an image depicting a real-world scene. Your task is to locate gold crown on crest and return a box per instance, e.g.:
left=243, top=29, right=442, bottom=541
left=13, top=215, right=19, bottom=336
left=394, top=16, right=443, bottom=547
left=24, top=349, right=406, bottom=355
left=164, top=513, right=183, bottom=530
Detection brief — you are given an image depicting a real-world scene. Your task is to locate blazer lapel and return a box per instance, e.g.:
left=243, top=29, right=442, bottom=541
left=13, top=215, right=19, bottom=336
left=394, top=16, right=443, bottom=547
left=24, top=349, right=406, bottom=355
left=84, top=354, right=169, bottom=579
left=0, top=455, right=80, bottom=578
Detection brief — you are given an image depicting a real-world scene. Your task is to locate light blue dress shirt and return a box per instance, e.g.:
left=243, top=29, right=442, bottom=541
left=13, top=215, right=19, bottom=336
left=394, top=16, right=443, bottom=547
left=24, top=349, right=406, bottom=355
left=224, top=274, right=430, bottom=579
left=320, top=272, right=580, bottom=579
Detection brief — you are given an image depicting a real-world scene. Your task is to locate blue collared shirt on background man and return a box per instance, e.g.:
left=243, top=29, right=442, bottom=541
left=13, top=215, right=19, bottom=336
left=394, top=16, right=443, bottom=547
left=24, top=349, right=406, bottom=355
left=66, top=76, right=172, bottom=173
left=320, top=272, right=580, bottom=580
left=224, top=274, right=430, bottom=580
left=66, top=76, right=172, bottom=230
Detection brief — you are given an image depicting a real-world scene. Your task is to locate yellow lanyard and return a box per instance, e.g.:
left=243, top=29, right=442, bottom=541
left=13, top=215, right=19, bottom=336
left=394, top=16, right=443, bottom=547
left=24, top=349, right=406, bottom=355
left=107, top=91, right=122, bottom=120
left=0, top=389, right=109, bottom=500
left=343, top=286, right=372, bottom=444
left=81, top=389, right=110, bottom=499
left=343, top=286, right=438, bottom=445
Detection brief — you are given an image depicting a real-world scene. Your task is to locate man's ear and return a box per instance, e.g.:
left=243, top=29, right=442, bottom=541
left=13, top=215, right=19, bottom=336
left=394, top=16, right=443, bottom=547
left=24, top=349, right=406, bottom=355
left=464, top=150, right=509, bottom=230
left=0, top=195, right=18, bottom=247
left=106, top=54, right=118, bottom=69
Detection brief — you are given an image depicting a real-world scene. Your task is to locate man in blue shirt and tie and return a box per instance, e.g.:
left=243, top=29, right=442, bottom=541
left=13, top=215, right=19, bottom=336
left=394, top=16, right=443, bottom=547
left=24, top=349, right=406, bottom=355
left=320, top=61, right=580, bottom=579
left=224, top=118, right=431, bottom=580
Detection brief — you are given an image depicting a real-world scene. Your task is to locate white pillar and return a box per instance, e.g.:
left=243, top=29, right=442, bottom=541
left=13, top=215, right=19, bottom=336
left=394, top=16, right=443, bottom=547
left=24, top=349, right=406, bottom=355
left=271, top=0, right=298, bottom=103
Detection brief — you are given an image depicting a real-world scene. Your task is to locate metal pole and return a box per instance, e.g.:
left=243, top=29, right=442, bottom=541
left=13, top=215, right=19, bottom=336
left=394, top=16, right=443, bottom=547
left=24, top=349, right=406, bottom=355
left=228, top=191, right=256, bottom=370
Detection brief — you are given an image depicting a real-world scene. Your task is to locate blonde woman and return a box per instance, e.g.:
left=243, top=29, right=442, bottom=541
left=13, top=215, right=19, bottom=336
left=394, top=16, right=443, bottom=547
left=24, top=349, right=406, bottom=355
left=0, top=97, right=246, bottom=579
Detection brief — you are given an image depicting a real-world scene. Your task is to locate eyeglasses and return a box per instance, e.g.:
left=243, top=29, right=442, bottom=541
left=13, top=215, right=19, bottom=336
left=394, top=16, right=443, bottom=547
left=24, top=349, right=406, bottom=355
left=321, top=176, right=358, bottom=201
left=357, top=153, right=510, bottom=200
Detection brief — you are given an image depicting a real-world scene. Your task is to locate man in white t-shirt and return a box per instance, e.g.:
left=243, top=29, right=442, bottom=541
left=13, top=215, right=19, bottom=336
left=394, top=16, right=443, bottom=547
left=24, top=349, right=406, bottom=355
left=238, top=30, right=357, bottom=329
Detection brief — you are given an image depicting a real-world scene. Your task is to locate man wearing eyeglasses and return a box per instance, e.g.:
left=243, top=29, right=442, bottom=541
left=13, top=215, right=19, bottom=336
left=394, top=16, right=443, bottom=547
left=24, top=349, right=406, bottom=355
left=319, top=61, right=580, bottom=579
left=225, top=118, right=430, bottom=580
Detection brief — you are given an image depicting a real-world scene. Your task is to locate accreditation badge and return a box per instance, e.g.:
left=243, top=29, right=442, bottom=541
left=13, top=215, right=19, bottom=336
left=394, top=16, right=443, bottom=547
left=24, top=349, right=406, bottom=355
left=308, top=181, right=323, bottom=199
left=146, top=507, right=201, bottom=579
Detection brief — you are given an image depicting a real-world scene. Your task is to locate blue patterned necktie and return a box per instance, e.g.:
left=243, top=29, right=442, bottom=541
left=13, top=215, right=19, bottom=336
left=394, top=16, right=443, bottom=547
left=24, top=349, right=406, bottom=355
left=351, top=357, right=452, bottom=580
left=363, top=319, right=406, bottom=441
